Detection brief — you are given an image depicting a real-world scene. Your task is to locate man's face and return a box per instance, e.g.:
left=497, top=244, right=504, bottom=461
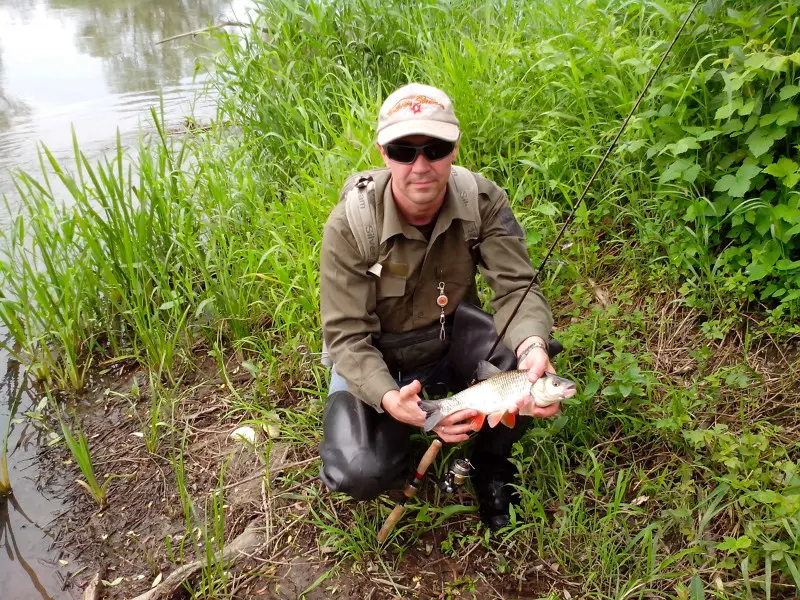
left=378, top=135, right=458, bottom=211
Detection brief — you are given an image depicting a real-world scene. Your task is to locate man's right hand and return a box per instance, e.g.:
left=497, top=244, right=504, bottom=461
left=381, top=380, right=427, bottom=427
left=381, top=380, right=477, bottom=443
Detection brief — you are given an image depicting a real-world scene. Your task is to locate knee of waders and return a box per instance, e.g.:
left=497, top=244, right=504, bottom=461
left=319, top=390, right=400, bottom=501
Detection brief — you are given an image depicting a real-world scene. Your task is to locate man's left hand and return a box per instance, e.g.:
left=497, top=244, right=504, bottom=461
left=511, top=336, right=559, bottom=418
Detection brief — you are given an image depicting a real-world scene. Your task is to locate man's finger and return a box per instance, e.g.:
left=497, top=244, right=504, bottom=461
left=439, top=423, right=474, bottom=436
left=401, top=379, right=422, bottom=397
left=527, top=402, right=560, bottom=418
left=439, top=409, right=477, bottom=426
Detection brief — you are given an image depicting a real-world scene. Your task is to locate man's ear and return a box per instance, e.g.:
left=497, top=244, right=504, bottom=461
left=377, top=142, right=390, bottom=166
left=452, top=141, right=459, bottom=160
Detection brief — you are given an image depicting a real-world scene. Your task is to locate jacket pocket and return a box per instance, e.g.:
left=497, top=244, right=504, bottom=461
left=442, top=258, right=476, bottom=288
left=376, top=274, right=406, bottom=298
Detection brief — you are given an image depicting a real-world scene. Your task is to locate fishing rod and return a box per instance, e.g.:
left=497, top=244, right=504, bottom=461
left=484, top=0, right=702, bottom=363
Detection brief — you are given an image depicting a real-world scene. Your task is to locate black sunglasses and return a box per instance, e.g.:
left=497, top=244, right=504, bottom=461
left=384, top=140, right=455, bottom=164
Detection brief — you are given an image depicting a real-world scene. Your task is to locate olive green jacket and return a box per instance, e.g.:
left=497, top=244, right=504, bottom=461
left=320, top=167, right=553, bottom=411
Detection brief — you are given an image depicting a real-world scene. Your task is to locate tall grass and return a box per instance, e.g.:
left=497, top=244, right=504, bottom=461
left=0, top=0, right=797, bottom=597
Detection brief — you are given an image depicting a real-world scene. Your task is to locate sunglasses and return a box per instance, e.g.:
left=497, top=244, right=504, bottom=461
left=384, top=140, right=455, bottom=164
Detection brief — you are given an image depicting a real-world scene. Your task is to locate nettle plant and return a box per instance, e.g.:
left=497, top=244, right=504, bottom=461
left=647, top=5, right=799, bottom=316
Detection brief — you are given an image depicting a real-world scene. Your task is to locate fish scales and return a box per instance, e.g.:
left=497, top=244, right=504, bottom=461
left=437, top=371, right=530, bottom=415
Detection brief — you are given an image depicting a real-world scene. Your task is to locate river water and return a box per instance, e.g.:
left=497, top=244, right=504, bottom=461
left=0, top=0, right=252, bottom=597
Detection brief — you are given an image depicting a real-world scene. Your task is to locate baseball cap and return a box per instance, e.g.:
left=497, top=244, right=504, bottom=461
left=376, top=83, right=460, bottom=146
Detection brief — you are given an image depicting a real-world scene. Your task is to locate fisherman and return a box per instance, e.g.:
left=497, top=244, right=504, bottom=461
left=319, top=83, right=559, bottom=530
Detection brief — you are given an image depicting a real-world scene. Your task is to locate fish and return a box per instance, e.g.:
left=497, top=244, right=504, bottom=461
left=417, top=362, right=577, bottom=432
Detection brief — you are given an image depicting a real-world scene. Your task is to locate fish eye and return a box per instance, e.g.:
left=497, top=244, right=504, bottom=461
left=553, top=381, right=560, bottom=387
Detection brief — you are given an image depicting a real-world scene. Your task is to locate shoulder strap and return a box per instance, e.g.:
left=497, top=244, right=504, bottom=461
left=341, top=169, right=389, bottom=273
left=450, top=165, right=481, bottom=246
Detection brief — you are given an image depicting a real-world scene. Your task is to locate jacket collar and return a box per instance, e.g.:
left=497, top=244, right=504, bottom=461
left=380, top=169, right=475, bottom=244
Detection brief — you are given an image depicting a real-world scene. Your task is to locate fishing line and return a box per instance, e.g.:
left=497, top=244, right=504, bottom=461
left=485, top=0, right=702, bottom=363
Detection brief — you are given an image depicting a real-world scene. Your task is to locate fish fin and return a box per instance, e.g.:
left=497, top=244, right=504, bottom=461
left=475, top=360, right=503, bottom=382
left=469, top=413, right=486, bottom=431
left=500, top=412, right=516, bottom=428
left=518, top=402, right=535, bottom=416
left=418, top=400, right=446, bottom=432
left=486, top=411, right=504, bottom=428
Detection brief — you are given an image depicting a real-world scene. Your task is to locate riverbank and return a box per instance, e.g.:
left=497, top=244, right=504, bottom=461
left=2, top=0, right=800, bottom=598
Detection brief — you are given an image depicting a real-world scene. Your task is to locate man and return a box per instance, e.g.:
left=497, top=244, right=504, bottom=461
left=319, top=83, right=558, bottom=529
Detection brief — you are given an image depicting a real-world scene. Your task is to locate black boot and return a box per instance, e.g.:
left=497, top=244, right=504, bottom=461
left=472, top=460, right=518, bottom=530
left=469, top=413, right=532, bottom=530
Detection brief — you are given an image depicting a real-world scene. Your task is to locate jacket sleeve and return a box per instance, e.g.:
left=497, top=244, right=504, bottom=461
left=320, top=208, right=398, bottom=411
left=475, top=177, right=553, bottom=352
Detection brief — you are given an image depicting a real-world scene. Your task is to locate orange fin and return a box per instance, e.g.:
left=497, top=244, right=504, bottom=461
left=487, top=412, right=504, bottom=428
left=500, top=412, right=516, bottom=428
left=469, top=413, right=486, bottom=431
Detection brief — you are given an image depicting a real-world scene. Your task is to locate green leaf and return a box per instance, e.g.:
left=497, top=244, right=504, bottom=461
left=744, top=53, right=768, bottom=70
left=764, top=158, right=799, bottom=179
left=683, top=164, right=702, bottom=184
left=668, top=137, right=700, bottom=155
left=660, top=159, right=690, bottom=183
left=697, top=129, right=722, bottom=142
left=738, top=163, right=762, bottom=180
left=716, top=535, right=752, bottom=551
left=747, top=262, right=770, bottom=282
left=746, top=128, right=775, bottom=157
left=739, top=99, right=756, bottom=116
left=690, top=575, right=705, bottom=600
left=765, top=55, right=788, bottom=72
left=715, top=98, right=743, bottom=120
left=720, top=118, right=743, bottom=134
left=713, top=164, right=761, bottom=198
left=776, top=105, right=798, bottom=127
left=779, top=85, right=800, bottom=101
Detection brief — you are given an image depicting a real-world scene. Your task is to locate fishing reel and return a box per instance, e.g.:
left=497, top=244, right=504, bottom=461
left=438, top=458, right=473, bottom=494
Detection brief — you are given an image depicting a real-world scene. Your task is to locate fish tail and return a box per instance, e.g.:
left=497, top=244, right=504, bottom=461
left=418, top=400, right=446, bottom=432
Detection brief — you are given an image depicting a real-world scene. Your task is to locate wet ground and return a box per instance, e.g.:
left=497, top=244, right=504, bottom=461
left=0, top=1, right=253, bottom=597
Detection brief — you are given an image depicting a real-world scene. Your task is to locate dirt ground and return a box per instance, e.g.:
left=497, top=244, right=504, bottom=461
left=40, top=354, right=567, bottom=600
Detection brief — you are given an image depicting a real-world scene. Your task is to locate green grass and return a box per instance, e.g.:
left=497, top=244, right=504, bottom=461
left=0, top=0, right=798, bottom=598
left=58, top=411, right=109, bottom=506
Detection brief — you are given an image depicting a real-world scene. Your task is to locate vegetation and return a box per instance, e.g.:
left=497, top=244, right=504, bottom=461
left=0, top=0, right=798, bottom=598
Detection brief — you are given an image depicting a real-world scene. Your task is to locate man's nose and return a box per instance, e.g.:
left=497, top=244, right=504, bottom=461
left=410, top=153, right=433, bottom=172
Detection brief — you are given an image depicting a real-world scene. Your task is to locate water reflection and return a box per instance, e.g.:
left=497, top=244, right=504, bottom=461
left=48, top=0, right=230, bottom=93
left=0, top=55, right=31, bottom=131
left=0, top=0, right=248, bottom=206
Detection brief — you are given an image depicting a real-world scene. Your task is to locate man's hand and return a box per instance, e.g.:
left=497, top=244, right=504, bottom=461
left=513, top=336, right=560, bottom=418
left=381, top=381, right=477, bottom=443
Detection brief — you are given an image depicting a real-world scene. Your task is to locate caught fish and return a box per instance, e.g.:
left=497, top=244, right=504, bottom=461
left=418, top=362, right=577, bottom=432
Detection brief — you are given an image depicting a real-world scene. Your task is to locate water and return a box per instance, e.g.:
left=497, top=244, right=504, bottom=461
left=0, top=0, right=253, bottom=597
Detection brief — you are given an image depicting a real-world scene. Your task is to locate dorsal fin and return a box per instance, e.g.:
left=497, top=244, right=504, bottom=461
left=475, top=360, right=502, bottom=381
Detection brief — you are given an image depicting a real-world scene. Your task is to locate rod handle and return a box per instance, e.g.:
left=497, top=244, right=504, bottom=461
left=377, top=504, right=406, bottom=543
left=416, top=439, right=443, bottom=477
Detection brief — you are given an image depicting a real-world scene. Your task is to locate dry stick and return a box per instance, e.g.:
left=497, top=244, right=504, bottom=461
left=156, top=21, right=263, bottom=45
left=81, top=572, right=102, bottom=600
left=484, top=0, right=702, bottom=363
left=129, top=521, right=263, bottom=600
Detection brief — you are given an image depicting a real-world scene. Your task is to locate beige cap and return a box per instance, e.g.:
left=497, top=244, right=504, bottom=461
left=376, top=83, right=460, bottom=145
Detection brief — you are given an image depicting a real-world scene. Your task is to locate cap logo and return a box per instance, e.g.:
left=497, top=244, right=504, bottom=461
left=388, top=95, right=445, bottom=116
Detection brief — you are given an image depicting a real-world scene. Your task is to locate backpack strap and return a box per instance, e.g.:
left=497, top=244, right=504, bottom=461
left=342, top=169, right=390, bottom=274
left=449, top=165, right=481, bottom=247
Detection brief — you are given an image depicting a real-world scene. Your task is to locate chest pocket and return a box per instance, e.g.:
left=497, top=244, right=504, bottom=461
left=442, top=258, right=476, bottom=288
left=376, top=274, right=407, bottom=298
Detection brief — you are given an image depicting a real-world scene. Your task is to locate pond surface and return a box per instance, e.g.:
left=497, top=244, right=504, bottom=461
left=0, top=0, right=252, bottom=597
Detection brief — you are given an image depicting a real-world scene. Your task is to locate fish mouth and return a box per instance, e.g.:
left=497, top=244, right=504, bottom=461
left=562, top=384, right=577, bottom=399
